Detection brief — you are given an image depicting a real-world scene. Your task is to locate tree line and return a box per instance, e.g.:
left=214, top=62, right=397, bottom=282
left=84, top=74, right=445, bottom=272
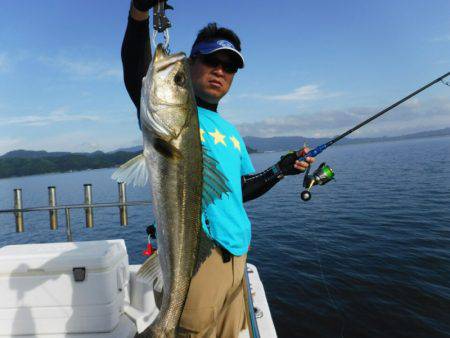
left=0, top=152, right=140, bottom=179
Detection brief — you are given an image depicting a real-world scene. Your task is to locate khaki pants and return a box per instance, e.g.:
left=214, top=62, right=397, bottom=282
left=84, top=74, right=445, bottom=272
left=178, top=247, right=247, bottom=338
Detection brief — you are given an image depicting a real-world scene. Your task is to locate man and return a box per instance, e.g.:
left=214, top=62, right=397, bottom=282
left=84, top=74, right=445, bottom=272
left=122, top=1, right=315, bottom=336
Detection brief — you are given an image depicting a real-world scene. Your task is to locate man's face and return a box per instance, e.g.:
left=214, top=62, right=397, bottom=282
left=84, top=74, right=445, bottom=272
left=189, top=51, right=238, bottom=104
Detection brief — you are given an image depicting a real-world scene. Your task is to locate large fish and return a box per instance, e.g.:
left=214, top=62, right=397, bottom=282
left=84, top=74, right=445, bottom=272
left=113, top=45, right=229, bottom=337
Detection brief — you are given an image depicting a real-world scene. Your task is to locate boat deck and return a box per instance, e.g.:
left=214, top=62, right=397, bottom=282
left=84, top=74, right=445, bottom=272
left=9, top=263, right=276, bottom=338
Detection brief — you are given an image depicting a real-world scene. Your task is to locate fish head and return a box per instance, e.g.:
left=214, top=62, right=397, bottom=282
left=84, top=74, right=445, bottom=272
left=140, top=44, right=195, bottom=141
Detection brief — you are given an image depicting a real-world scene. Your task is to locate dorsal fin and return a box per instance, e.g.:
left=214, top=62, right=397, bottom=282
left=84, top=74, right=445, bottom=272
left=201, top=146, right=231, bottom=210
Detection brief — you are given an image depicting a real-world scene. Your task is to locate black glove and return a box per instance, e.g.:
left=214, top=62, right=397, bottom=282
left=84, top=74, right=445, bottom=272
left=275, top=151, right=303, bottom=176
left=133, top=0, right=172, bottom=12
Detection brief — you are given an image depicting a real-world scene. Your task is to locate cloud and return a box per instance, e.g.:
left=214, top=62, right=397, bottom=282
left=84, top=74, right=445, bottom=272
left=0, top=137, right=23, bottom=155
left=1, top=130, right=139, bottom=154
left=240, top=84, right=342, bottom=102
left=235, top=96, right=450, bottom=138
left=435, top=59, right=450, bottom=65
left=402, top=97, right=420, bottom=109
left=0, top=106, right=99, bottom=127
left=0, top=53, right=10, bottom=72
left=38, top=55, right=122, bottom=80
left=431, top=34, right=450, bottom=43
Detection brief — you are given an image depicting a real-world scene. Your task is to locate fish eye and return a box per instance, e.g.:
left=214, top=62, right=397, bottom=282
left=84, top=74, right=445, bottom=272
left=174, top=72, right=185, bottom=87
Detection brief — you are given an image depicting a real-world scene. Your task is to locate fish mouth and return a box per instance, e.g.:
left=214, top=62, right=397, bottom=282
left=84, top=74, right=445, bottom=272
left=155, top=53, right=185, bottom=73
left=153, top=44, right=186, bottom=73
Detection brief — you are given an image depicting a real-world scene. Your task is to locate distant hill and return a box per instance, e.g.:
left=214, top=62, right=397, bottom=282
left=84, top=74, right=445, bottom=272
left=244, top=127, right=450, bottom=152
left=0, top=151, right=140, bottom=179
left=0, top=149, right=108, bottom=159
left=1, top=150, right=73, bottom=159
left=0, top=127, right=448, bottom=178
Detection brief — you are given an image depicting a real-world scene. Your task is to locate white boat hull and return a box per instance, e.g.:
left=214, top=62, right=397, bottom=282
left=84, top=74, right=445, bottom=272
left=0, top=241, right=277, bottom=338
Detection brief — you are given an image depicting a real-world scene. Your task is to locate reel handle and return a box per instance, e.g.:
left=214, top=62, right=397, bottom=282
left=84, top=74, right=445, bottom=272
left=296, top=143, right=331, bottom=202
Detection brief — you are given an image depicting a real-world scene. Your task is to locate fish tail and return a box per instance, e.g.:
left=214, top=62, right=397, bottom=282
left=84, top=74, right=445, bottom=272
left=137, top=252, right=160, bottom=280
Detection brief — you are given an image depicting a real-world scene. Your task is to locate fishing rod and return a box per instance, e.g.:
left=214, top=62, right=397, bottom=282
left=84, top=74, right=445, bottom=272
left=298, top=71, right=450, bottom=201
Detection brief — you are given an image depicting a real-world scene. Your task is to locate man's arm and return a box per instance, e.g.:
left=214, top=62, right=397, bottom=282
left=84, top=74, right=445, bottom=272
left=242, top=148, right=315, bottom=203
left=121, top=4, right=152, bottom=120
left=241, top=167, right=281, bottom=202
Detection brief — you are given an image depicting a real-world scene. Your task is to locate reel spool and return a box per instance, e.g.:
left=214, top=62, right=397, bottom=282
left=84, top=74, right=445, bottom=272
left=301, top=162, right=335, bottom=201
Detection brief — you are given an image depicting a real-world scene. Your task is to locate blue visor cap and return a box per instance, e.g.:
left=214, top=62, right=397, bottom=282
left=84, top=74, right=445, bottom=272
left=190, top=39, right=244, bottom=69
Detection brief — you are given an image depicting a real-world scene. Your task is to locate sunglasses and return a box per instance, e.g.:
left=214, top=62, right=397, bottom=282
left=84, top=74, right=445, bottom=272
left=199, top=55, right=239, bottom=74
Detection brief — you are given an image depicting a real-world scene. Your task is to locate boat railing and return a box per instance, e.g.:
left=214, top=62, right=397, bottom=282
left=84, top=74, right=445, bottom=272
left=0, top=182, right=151, bottom=241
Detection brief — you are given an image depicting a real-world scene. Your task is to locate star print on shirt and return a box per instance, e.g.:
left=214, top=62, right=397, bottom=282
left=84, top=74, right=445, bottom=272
left=229, top=136, right=241, bottom=152
left=208, top=128, right=227, bottom=146
left=199, top=129, right=205, bottom=142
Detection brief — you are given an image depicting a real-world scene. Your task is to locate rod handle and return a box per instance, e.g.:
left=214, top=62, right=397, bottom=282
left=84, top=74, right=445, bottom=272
left=297, top=143, right=327, bottom=162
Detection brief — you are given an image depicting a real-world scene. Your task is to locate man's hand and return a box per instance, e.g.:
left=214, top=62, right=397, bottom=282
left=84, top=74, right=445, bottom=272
left=131, top=0, right=173, bottom=21
left=132, top=0, right=160, bottom=12
left=276, top=147, right=315, bottom=176
left=133, top=0, right=172, bottom=12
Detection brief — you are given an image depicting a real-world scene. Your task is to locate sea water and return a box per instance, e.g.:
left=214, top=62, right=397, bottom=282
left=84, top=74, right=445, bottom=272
left=1, top=136, right=449, bottom=338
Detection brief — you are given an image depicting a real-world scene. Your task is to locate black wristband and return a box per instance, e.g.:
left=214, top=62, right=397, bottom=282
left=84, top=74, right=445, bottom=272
left=271, top=164, right=284, bottom=179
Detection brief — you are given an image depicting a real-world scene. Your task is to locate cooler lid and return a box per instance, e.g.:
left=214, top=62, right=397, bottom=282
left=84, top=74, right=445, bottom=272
left=0, top=239, right=128, bottom=275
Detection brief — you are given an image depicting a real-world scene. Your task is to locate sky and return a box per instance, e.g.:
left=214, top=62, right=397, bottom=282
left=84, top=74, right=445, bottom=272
left=0, top=0, right=449, bottom=155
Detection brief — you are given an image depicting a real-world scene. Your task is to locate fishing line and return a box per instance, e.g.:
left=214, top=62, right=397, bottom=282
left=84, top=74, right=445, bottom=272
left=304, top=221, right=346, bottom=338
left=297, top=71, right=450, bottom=201
left=300, top=73, right=449, bottom=336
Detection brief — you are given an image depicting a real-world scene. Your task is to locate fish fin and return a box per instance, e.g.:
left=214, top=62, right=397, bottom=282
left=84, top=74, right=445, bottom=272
left=202, top=146, right=231, bottom=209
left=201, top=191, right=214, bottom=210
left=137, top=252, right=161, bottom=280
left=111, top=153, right=148, bottom=187
left=192, top=230, right=215, bottom=277
left=153, top=137, right=182, bottom=160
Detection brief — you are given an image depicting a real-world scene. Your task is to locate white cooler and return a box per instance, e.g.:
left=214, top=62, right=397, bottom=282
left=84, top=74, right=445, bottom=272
left=0, top=240, right=129, bottom=336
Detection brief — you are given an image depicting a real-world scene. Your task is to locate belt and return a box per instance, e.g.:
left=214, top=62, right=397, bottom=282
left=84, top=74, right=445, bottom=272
left=219, top=246, right=232, bottom=263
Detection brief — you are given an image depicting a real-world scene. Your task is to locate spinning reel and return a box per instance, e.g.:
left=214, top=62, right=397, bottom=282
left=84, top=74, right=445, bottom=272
left=300, top=162, right=335, bottom=201
left=292, top=73, right=449, bottom=201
